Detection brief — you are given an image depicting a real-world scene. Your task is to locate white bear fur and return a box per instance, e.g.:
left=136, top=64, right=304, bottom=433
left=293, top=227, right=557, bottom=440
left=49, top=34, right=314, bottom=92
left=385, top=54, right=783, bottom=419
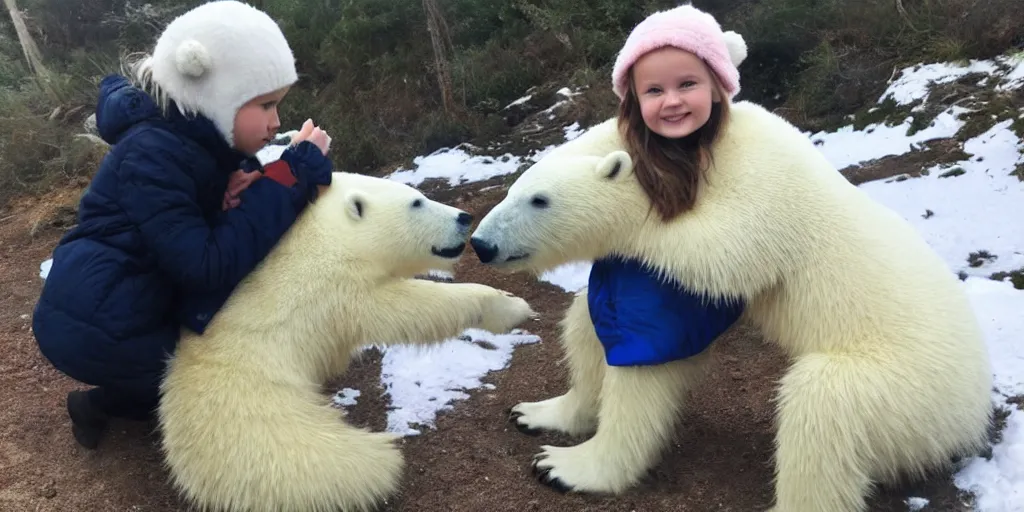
left=469, top=102, right=993, bottom=512
left=157, top=172, right=535, bottom=512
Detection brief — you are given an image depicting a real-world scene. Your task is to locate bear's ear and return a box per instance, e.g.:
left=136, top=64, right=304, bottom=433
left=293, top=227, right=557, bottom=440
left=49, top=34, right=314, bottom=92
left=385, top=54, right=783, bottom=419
left=343, top=190, right=368, bottom=221
left=596, top=150, right=633, bottom=181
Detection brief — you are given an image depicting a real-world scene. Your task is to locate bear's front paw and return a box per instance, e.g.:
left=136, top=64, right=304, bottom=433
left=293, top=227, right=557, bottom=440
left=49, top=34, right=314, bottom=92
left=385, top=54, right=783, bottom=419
left=509, top=395, right=596, bottom=437
left=530, top=441, right=634, bottom=494
left=479, top=289, right=536, bottom=334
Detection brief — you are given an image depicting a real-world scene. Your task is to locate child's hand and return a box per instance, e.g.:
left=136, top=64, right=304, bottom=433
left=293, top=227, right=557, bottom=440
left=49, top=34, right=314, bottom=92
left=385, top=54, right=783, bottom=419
left=290, top=119, right=332, bottom=156
left=222, top=169, right=262, bottom=210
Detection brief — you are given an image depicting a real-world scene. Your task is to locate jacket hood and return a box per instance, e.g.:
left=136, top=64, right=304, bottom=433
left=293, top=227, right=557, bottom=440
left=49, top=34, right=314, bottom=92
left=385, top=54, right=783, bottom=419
left=94, top=74, right=250, bottom=170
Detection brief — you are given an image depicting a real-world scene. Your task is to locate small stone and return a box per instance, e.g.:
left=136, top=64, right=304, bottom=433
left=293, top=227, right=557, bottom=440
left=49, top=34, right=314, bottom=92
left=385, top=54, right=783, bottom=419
left=39, top=480, right=57, bottom=499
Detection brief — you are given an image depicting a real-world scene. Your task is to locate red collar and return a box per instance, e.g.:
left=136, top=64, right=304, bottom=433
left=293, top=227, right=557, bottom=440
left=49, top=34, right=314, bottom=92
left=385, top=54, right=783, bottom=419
left=261, top=159, right=297, bottom=188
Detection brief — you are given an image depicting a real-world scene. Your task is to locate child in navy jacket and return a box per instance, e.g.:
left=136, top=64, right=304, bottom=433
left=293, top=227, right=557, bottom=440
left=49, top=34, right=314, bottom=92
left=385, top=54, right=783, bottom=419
left=32, top=0, right=331, bottom=449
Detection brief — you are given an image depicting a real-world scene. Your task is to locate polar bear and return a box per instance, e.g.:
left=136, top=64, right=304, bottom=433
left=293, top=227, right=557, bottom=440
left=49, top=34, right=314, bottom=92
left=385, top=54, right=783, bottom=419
left=157, top=171, right=535, bottom=512
left=468, top=103, right=994, bottom=512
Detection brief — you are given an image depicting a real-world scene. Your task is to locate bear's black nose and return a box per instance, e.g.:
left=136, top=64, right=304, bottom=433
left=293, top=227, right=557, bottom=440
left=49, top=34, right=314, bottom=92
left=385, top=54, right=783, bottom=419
left=457, top=212, right=473, bottom=227
left=470, top=237, right=498, bottom=263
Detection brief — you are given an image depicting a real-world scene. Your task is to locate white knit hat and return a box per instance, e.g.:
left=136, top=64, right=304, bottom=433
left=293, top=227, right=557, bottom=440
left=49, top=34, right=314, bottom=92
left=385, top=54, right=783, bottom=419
left=143, top=0, right=297, bottom=147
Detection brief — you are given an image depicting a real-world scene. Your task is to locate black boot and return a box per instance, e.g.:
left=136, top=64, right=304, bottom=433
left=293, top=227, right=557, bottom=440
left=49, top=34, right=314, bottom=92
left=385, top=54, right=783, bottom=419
left=66, top=390, right=109, bottom=449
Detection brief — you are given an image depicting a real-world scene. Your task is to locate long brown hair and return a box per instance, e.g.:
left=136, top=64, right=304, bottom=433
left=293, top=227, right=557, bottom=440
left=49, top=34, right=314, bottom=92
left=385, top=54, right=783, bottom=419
left=617, top=72, right=730, bottom=222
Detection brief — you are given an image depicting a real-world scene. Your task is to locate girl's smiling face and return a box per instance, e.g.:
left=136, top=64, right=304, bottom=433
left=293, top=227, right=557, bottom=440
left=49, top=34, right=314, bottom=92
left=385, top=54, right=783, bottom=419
left=631, top=47, right=720, bottom=139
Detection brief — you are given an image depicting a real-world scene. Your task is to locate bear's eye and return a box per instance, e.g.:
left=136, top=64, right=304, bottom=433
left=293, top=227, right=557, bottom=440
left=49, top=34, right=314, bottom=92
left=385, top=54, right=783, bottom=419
left=411, top=199, right=423, bottom=208
left=530, top=195, right=549, bottom=209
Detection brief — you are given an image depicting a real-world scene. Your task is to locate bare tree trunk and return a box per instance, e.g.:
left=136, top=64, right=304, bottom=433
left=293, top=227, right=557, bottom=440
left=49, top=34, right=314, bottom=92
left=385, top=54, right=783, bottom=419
left=4, top=0, right=59, bottom=104
left=422, top=0, right=458, bottom=117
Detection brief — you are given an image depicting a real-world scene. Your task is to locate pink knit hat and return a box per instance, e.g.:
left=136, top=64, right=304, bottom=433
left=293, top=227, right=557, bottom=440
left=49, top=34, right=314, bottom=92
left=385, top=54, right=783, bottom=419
left=611, top=4, right=748, bottom=102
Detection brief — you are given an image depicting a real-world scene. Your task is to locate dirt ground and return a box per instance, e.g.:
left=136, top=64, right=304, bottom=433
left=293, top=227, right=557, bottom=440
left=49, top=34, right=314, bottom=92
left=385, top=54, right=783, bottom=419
left=0, top=171, right=980, bottom=512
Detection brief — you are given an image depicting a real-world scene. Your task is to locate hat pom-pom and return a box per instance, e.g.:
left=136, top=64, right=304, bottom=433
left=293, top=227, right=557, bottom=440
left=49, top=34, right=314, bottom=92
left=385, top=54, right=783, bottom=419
left=175, top=39, right=211, bottom=78
left=722, top=31, right=748, bottom=67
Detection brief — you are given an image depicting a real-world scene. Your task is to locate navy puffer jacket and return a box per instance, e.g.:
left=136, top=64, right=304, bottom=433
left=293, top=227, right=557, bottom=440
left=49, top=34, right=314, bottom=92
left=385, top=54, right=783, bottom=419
left=32, top=74, right=331, bottom=389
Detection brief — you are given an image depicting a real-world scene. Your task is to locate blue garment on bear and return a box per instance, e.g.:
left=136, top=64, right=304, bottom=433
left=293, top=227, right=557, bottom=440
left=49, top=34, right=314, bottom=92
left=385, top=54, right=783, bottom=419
left=587, top=255, right=745, bottom=366
left=31, top=74, right=329, bottom=401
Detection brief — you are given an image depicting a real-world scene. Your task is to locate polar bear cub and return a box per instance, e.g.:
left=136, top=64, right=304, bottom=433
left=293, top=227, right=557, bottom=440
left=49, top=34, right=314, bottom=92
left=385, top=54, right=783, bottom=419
left=158, top=171, right=535, bottom=512
left=469, top=102, right=993, bottom=512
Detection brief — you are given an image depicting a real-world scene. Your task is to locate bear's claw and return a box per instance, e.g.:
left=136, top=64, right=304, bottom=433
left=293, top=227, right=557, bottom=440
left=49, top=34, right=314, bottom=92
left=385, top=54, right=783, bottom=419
left=531, top=454, right=573, bottom=493
left=507, top=409, right=543, bottom=436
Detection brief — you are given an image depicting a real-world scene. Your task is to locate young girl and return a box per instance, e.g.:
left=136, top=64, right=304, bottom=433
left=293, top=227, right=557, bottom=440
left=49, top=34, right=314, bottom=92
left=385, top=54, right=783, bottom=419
left=32, top=0, right=332, bottom=449
left=612, top=3, right=744, bottom=219
left=586, top=5, right=747, bottom=368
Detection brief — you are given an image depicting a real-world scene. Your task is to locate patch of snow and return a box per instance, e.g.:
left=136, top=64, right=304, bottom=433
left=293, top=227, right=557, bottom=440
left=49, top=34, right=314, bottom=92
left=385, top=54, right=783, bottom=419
left=809, top=53, right=1023, bottom=172
left=857, top=119, right=1024, bottom=277
left=378, top=328, right=540, bottom=436
left=39, top=258, right=52, bottom=280
left=966, top=278, right=1024, bottom=406
left=503, top=94, right=533, bottom=110
left=539, top=261, right=592, bottom=293
left=905, top=496, right=930, bottom=511
left=555, top=86, right=583, bottom=99
left=564, top=122, right=584, bottom=141
left=387, top=146, right=523, bottom=187
left=994, top=53, right=1024, bottom=92
left=953, top=277, right=1024, bottom=512
left=538, top=86, right=585, bottom=118
left=881, top=60, right=1002, bottom=106
left=526, top=125, right=585, bottom=164
left=331, top=387, right=360, bottom=407
left=809, top=105, right=969, bottom=170
left=528, top=144, right=558, bottom=163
